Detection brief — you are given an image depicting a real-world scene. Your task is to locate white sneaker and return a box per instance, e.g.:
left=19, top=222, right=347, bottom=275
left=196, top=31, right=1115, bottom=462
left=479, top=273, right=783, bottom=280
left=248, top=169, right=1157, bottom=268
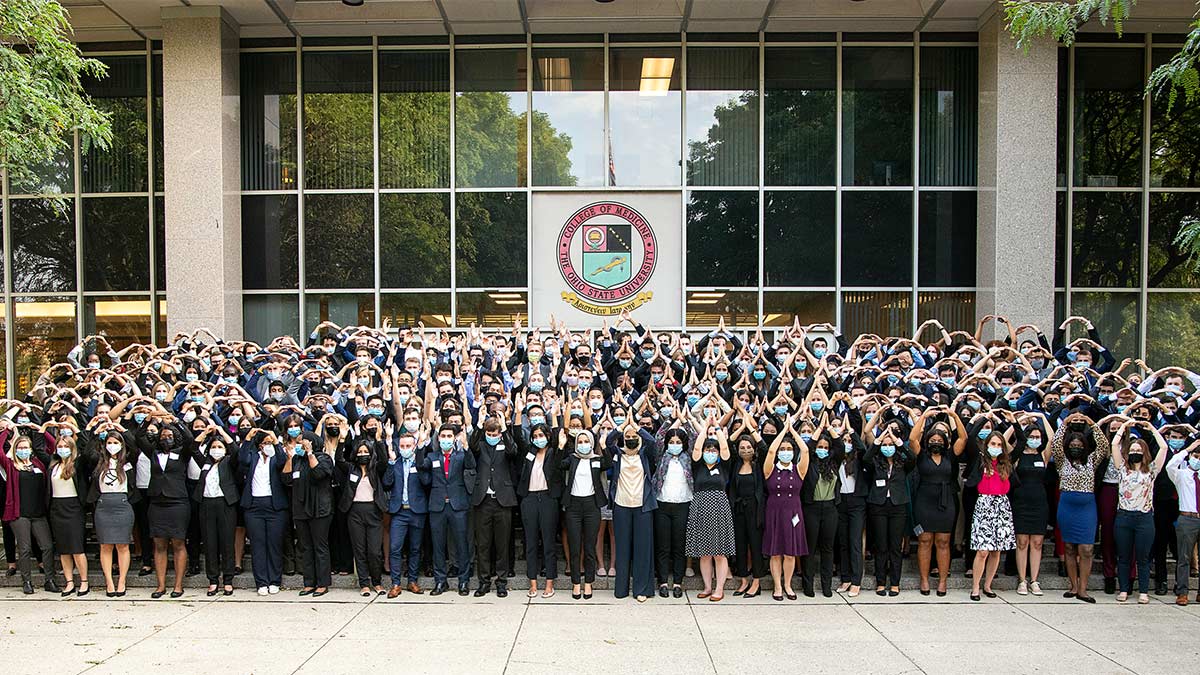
left=1029, top=580, right=1043, bottom=596
left=1016, top=580, right=1028, bottom=596
left=268, top=585, right=280, bottom=595
left=685, top=568, right=695, bottom=578
left=257, top=587, right=269, bottom=596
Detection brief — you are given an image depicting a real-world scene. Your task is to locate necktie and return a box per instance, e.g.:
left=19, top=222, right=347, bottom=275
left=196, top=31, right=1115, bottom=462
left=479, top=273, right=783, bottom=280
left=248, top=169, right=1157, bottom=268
left=1193, top=471, right=1200, bottom=512
left=444, top=452, right=451, bottom=479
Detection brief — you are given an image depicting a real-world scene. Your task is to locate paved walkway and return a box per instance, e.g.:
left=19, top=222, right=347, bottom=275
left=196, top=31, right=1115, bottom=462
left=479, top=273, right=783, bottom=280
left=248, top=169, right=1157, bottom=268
left=1, top=587, right=1197, bottom=674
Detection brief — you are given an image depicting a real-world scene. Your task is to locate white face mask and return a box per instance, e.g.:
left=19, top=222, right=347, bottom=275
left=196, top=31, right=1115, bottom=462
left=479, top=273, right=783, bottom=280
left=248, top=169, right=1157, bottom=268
left=106, top=443, right=122, bottom=455
left=209, top=447, right=226, bottom=461
left=261, top=444, right=276, bottom=457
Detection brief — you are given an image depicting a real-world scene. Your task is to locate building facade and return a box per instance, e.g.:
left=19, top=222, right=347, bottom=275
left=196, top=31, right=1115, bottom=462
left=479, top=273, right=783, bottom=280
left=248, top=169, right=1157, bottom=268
left=0, top=0, right=1198, bottom=395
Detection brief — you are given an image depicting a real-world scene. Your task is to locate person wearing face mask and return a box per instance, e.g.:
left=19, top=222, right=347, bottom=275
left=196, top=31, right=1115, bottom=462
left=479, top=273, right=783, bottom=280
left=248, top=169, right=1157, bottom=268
left=1010, top=417, right=1053, bottom=596
left=800, top=424, right=846, bottom=598
left=908, top=409, right=967, bottom=596
left=1110, top=421, right=1169, bottom=604
left=685, top=419, right=735, bottom=601
left=1051, top=413, right=1110, bottom=603
left=517, top=422, right=562, bottom=599
left=762, top=421, right=810, bottom=601
left=140, top=421, right=197, bottom=598
left=0, top=429, right=59, bottom=595
left=608, top=423, right=659, bottom=602
left=1151, top=427, right=1189, bottom=595
left=88, top=430, right=138, bottom=597
left=561, top=429, right=611, bottom=599
left=282, top=431, right=335, bottom=598
left=192, top=429, right=240, bottom=596
left=835, top=420, right=869, bottom=597
left=240, top=430, right=289, bottom=595
left=467, top=417, right=518, bottom=598
left=965, top=431, right=1017, bottom=601
left=864, top=427, right=915, bottom=597
left=46, top=436, right=93, bottom=596
left=651, top=427, right=694, bottom=598
left=336, top=431, right=389, bottom=597
left=1165, top=439, right=1200, bottom=605
left=424, top=425, right=476, bottom=596
left=728, top=431, right=766, bottom=598
left=383, top=431, right=430, bottom=598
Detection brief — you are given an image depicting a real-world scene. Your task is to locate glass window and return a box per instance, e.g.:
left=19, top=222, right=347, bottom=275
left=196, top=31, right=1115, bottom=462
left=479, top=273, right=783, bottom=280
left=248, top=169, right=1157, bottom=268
left=841, top=192, right=913, bottom=286
left=1146, top=293, right=1200, bottom=369
left=763, top=191, right=835, bottom=286
left=304, top=193, right=374, bottom=289
left=685, top=290, right=758, bottom=326
left=84, top=296, right=152, bottom=348
left=241, top=52, right=298, bottom=190
left=153, top=54, right=163, bottom=193
left=82, top=197, right=149, bottom=291
left=842, top=47, right=912, bottom=187
left=1069, top=291, right=1139, bottom=359
left=1073, top=48, right=1143, bottom=187
left=243, top=294, right=299, bottom=344
left=1057, top=49, right=1068, bottom=188
left=842, top=290, right=912, bottom=339
left=14, top=297, right=77, bottom=395
left=1055, top=191, right=1066, bottom=288
left=918, top=191, right=976, bottom=287
left=81, top=55, right=148, bottom=193
left=242, top=194, right=299, bottom=289
left=380, top=293, right=451, bottom=328
left=533, top=48, right=605, bottom=187
left=0, top=307, right=6, bottom=397
left=1150, top=48, right=1200, bottom=188
left=686, top=191, right=758, bottom=287
left=1071, top=191, right=1140, bottom=288
left=763, top=291, right=836, bottom=326
left=609, top=47, right=682, bottom=187
left=918, top=291, right=976, bottom=333
left=155, top=196, right=165, bottom=290
left=455, top=49, right=527, bottom=188
left=9, top=197, right=76, bottom=293
left=764, top=47, right=836, bottom=186
left=455, top=192, right=527, bottom=288
left=380, top=193, right=450, bottom=288
left=457, top=291, right=527, bottom=327
left=303, top=52, right=373, bottom=189
left=156, top=295, right=167, bottom=347
left=1148, top=192, right=1200, bottom=288
left=8, top=141, right=73, bottom=195
left=919, top=47, right=977, bottom=187
left=687, top=47, right=758, bottom=187
left=379, top=51, right=451, bottom=189
left=305, top=293, right=375, bottom=327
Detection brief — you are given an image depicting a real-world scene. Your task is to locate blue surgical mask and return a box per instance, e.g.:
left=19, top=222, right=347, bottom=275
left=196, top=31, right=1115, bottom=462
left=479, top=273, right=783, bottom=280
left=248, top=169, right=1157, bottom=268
left=618, top=359, right=632, bottom=369
left=1026, top=438, right=1042, bottom=450
left=702, top=450, right=719, bottom=465
left=753, top=370, right=766, bottom=381
left=795, top=361, right=807, bottom=371
left=529, top=382, right=544, bottom=392
left=987, top=446, right=1002, bottom=458
left=715, top=371, right=728, bottom=382
left=16, top=448, right=32, bottom=460
left=576, top=443, right=592, bottom=455
left=864, top=413, right=875, bottom=422
left=813, top=348, right=827, bottom=359
left=98, top=430, right=108, bottom=440
left=640, top=349, right=654, bottom=360
left=881, top=445, right=896, bottom=458
left=777, top=449, right=794, bottom=464
left=667, top=443, right=684, bottom=456
left=532, top=437, right=548, bottom=449
left=687, top=394, right=700, bottom=407
left=56, top=447, right=71, bottom=459
left=155, top=392, right=168, bottom=402
left=529, top=416, right=545, bottom=426
left=1189, top=457, right=1200, bottom=471
left=1168, top=438, right=1186, bottom=451
left=185, top=373, right=198, bottom=382
left=368, top=407, right=384, bottom=417
left=613, top=416, right=626, bottom=426
left=439, top=439, right=454, bottom=451
left=399, top=447, right=415, bottom=460
left=801, top=433, right=813, bottom=443
left=810, top=401, right=823, bottom=412
left=774, top=406, right=788, bottom=417
left=977, top=429, right=990, bottom=440
left=134, top=412, right=147, bottom=424
left=287, top=427, right=301, bottom=438
left=485, top=435, right=501, bottom=446
left=967, top=400, right=982, bottom=411
left=293, top=447, right=305, bottom=457
left=941, top=377, right=956, bottom=387
left=815, top=448, right=829, bottom=460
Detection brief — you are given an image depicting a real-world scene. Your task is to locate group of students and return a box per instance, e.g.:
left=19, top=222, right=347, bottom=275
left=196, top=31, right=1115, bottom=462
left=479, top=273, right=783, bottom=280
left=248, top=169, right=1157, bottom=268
left=3, top=311, right=1200, bottom=606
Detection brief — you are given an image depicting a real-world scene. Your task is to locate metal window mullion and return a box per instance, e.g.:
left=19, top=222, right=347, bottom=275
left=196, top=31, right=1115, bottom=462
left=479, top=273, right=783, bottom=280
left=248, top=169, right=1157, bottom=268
left=145, top=40, right=158, bottom=344
left=757, top=31, right=765, bottom=322
left=1064, top=45, right=1075, bottom=323
left=1139, top=35, right=1152, bottom=360
left=295, top=36, right=306, bottom=335
left=834, top=32, right=843, bottom=330
left=2, top=166, right=12, bottom=396
left=525, top=34, right=533, bottom=325
left=680, top=32, right=688, bottom=328
left=373, top=36, right=381, bottom=328
left=449, top=35, right=457, bottom=327
left=911, top=34, right=920, bottom=336
left=74, top=128, right=84, bottom=343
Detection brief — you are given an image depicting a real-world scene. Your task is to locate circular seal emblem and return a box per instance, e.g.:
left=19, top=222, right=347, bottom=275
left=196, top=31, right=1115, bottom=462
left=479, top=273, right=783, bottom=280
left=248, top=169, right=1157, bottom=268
left=557, top=201, right=657, bottom=307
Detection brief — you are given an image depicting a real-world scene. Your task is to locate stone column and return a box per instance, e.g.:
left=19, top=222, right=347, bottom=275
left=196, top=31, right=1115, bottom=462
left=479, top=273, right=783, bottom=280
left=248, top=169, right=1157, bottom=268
left=160, top=6, right=242, bottom=339
left=976, top=8, right=1058, bottom=338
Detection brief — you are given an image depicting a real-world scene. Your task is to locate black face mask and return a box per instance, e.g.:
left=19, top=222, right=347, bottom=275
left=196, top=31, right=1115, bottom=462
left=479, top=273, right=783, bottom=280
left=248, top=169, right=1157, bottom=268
left=1127, top=452, right=1144, bottom=465
left=927, top=443, right=945, bottom=455
left=326, top=426, right=339, bottom=436
left=624, top=437, right=639, bottom=449
left=355, top=454, right=371, bottom=465
left=1067, top=445, right=1088, bottom=461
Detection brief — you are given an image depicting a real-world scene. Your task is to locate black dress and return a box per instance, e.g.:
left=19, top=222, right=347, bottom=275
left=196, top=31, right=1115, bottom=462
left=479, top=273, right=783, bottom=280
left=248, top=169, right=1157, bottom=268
left=1009, top=451, right=1049, bottom=535
left=912, top=452, right=957, bottom=534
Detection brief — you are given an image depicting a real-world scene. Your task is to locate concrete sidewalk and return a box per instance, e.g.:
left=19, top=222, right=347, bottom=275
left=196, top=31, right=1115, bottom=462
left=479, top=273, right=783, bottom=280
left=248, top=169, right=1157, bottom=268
left=1, top=586, right=1198, bottom=674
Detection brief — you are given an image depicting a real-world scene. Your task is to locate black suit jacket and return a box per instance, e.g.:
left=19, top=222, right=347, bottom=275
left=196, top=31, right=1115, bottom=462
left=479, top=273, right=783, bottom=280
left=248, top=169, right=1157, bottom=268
left=560, top=451, right=612, bottom=509
left=192, top=455, right=241, bottom=505
left=515, top=435, right=563, bottom=499
left=469, top=430, right=519, bottom=507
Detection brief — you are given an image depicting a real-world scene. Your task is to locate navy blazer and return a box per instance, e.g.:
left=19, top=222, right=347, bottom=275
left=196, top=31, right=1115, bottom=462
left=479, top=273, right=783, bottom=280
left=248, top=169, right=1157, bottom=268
left=606, top=429, right=659, bottom=513
left=238, top=443, right=289, bottom=510
left=421, top=443, right=475, bottom=512
left=383, top=451, right=431, bottom=515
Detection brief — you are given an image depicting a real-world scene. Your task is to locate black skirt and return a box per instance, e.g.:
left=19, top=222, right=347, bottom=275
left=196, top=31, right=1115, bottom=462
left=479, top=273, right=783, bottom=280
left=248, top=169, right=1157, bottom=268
left=149, top=498, right=191, bottom=540
left=50, top=497, right=86, bottom=554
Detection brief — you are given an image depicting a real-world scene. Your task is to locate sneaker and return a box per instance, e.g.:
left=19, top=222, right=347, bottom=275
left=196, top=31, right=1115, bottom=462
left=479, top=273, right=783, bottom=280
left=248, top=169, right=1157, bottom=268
left=268, top=585, right=280, bottom=595
left=1029, top=581, right=1043, bottom=596
left=257, top=587, right=269, bottom=596
left=1016, top=580, right=1028, bottom=596
left=685, top=567, right=695, bottom=578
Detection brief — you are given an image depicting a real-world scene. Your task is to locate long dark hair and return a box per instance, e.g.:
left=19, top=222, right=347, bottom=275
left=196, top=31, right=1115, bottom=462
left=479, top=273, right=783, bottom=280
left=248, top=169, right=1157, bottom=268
left=980, top=430, right=1013, bottom=478
left=811, top=431, right=838, bottom=480
left=93, top=433, right=129, bottom=487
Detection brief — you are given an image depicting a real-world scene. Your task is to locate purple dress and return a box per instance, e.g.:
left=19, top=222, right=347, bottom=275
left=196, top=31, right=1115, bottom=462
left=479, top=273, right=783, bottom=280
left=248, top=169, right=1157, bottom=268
left=762, top=464, right=808, bottom=557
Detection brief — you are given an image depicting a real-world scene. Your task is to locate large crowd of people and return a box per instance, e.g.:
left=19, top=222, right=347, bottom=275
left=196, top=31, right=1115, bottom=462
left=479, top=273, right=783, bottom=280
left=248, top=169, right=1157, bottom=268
left=3, top=311, right=1200, bottom=607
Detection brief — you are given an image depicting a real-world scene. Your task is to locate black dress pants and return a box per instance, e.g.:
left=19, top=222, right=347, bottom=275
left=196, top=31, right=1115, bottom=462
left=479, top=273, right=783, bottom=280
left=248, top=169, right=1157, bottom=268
left=520, top=492, right=559, bottom=580
left=802, top=500, right=838, bottom=592
left=347, top=503, right=383, bottom=587
left=295, top=515, right=332, bottom=588
left=564, top=497, right=600, bottom=584
left=201, top=498, right=236, bottom=585
left=869, top=500, right=907, bottom=587
left=474, top=496, right=512, bottom=585
left=654, top=500, right=689, bottom=585
left=731, top=503, right=765, bottom=578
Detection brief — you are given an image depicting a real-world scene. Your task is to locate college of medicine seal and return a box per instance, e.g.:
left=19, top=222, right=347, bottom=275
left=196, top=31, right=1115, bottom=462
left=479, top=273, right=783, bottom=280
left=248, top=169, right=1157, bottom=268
left=557, top=201, right=656, bottom=316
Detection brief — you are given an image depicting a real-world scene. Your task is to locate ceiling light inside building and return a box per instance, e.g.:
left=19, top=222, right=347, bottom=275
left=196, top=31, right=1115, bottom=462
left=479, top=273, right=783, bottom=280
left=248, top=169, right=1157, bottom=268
left=639, top=57, right=674, bottom=96
left=342, top=0, right=364, bottom=7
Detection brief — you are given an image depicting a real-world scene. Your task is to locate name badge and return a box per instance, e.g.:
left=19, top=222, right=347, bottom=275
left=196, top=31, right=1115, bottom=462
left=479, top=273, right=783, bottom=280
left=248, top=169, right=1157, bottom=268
left=32, top=467, right=43, bottom=474
left=1034, top=461, right=1045, bottom=468
left=431, top=460, right=441, bottom=468
left=349, top=474, right=360, bottom=483
left=710, top=468, right=721, bottom=476
left=169, top=453, right=180, bottom=461
left=875, top=479, right=887, bottom=487
left=292, top=471, right=300, bottom=479
left=497, top=444, right=505, bottom=451
left=202, top=464, right=212, bottom=471
left=409, top=467, right=418, bottom=474
left=124, top=463, right=133, bottom=471
left=590, top=459, right=601, bottom=468
left=791, top=514, right=800, bottom=528
left=526, top=452, right=535, bottom=462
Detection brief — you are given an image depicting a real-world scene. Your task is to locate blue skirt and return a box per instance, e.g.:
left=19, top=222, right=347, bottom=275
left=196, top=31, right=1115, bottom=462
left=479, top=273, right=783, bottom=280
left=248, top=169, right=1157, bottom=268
left=1057, top=491, right=1097, bottom=545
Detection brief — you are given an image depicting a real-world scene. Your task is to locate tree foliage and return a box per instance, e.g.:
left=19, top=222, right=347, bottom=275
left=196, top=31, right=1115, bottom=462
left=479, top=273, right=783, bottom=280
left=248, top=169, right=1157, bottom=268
left=0, top=0, right=111, bottom=183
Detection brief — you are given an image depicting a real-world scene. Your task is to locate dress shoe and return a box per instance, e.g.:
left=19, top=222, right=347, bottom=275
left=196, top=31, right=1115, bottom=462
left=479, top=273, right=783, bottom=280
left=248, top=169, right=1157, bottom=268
left=983, top=590, right=997, bottom=599
left=23, top=580, right=34, bottom=595
left=1156, top=582, right=1168, bottom=596
left=223, top=588, right=233, bottom=596
left=313, top=589, right=328, bottom=597
left=474, top=582, right=491, bottom=597
left=1103, top=577, right=1116, bottom=594
left=430, top=582, right=447, bottom=596
left=743, top=589, right=760, bottom=599
left=822, top=588, right=833, bottom=598
left=407, top=582, right=423, bottom=594
left=458, top=582, right=470, bottom=596
left=387, top=585, right=403, bottom=599
left=207, top=588, right=219, bottom=597
left=106, top=591, right=118, bottom=598
left=448, top=564, right=460, bottom=578
left=658, top=585, right=669, bottom=598
left=496, top=583, right=508, bottom=598
left=77, top=585, right=89, bottom=598
left=6, top=566, right=16, bottom=576
left=139, top=567, right=153, bottom=577
left=44, top=578, right=61, bottom=594
left=170, top=590, right=184, bottom=598
left=151, top=590, right=166, bottom=599
left=672, top=586, right=683, bottom=598
left=1177, top=594, right=1189, bottom=606
left=298, top=588, right=314, bottom=597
